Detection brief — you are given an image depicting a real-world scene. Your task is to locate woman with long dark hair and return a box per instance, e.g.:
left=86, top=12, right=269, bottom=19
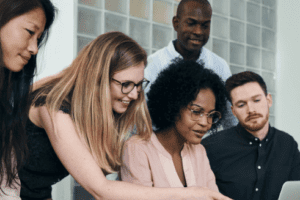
left=0, top=0, right=56, bottom=197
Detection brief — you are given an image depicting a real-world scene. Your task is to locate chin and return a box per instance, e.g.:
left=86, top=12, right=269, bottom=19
left=189, top=140, right=202, bottom=145
left=113, top=107, right=128, bottom=114
left=186, top=45, right=201, bottom=51
left=188, top=138, right=202, bottom=145
left=6, top=64, right=24, bottom=72
left=113, top=109, right=126, bottom=114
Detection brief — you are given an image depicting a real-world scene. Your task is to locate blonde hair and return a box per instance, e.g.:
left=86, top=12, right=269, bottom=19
left=33, top=31, right=152, bottom=173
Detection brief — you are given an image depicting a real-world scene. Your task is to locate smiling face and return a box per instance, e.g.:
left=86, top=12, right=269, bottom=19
left=173, top=1, right=212, bottom=58
left=110, top=62, right=145, bottom=114
left=231, top=82, right=272, bottom=133
left=0, top=7, right=46, bottom=72
left=174, top=88, right=215, bottom=144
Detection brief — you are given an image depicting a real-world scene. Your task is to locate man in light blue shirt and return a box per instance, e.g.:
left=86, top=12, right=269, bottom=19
left=145, top=0, right=237, bottom=130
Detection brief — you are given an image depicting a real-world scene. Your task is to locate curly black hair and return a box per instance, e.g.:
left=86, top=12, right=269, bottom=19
left=147, top=58, right=228, bottom=132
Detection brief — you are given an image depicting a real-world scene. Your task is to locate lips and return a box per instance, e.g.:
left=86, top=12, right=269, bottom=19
left=20, top=55, right=30, bottom=64
left=120, top=100, right=130, bottom=105
left=189, top=39, right=203, bottom=45
left=193, top=130, right=207, bottom=137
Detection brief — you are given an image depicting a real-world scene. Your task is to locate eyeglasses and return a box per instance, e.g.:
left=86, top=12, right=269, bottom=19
left=188, top=104, right=221, bottom=124
left=112, top=78, right=150, bottom=94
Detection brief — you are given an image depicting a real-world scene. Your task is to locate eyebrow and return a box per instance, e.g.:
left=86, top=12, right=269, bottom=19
left=190, top=104, right=215, bottom=112
left=27, top=22, right=44, bottom=38
left=186, top=18, right=211, bottom=23
left=28, top=21, right=42, bottom=30
left=191, top=104, right=203, bottom=109
left=118, top=79, right=144, bottom=84
left=252, top=94, right=263, bottom=99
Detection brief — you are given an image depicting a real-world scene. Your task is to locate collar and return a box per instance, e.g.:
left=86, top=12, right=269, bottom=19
left=151, top=132, right=191, bottom=159
left=235, top=123, right=274, bottom=144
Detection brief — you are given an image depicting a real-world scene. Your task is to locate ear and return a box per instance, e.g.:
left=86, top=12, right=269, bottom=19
left=231, top=105, right=237, bottom=118
left=172, top=16, right=179, bottom=32
left=266, top=93, right=273, bottom=108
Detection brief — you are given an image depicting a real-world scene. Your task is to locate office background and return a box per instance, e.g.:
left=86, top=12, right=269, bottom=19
left=34, top=0, right=300, bottom=199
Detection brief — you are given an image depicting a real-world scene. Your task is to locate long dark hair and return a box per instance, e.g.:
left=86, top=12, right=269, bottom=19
left=0, top=0, right=56, bottom=189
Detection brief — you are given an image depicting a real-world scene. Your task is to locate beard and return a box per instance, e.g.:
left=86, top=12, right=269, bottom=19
left=240, top=112, right=269, bottom=132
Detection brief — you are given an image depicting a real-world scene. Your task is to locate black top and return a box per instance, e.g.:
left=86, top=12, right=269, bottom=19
left=18, top=106, right=70, bottom=200
left=201, top=123, right=300, bottom=200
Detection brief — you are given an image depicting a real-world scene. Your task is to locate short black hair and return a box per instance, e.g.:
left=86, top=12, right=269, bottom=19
left=177, top=0, right=211, bottom=18
left=225, top=71, right=268, bottom=104
left=147, top=58, right=227, bottom=132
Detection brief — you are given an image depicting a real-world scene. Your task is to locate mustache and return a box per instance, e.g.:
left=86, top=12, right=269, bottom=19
left=245, top=113, right=263, bottom=122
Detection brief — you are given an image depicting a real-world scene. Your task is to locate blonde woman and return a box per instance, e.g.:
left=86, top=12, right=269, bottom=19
left=18, top=31, right=230, bottom=200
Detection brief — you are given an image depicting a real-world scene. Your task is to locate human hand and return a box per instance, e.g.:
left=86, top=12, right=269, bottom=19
left=187, top=187, right=233, bottom=200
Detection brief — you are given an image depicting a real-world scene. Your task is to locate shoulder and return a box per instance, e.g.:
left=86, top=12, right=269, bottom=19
left=272, top=126, right=298, bottom=145
left=125, top=135, right=148, bottom=145
left=146, top=41, right=177, bottom=69
left=201, top=48, right=227, bottom=64
left=188, top=143, right=209, bottom=159
left=29, top=104, right=70, bottom=129
left=189, top=143, right=206, bottom=152
left=147, top=48, right=171, bottom=70
left=148, top=46, right=168, bottom=61
left=202, top=127, right=236, bottom=146
left=200, top=47, right=231, bottom=80
left=148, top=47, right=167, bottom=60
left=28, top=105, right=73, bottom=141
left=123, top=135, right=152, bottom=152
left=28, top=106, right=46, bottom=128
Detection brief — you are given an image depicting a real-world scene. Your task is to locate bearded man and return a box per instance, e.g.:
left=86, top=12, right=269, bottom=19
left=201, top=71, right=300, bottom=200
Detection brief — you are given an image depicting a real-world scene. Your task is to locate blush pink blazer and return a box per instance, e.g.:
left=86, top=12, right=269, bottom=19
left=120, top=133, right=218, bottom=191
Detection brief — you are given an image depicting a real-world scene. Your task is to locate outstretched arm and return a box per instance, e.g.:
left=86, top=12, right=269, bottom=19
left=35, top=106, right=231, bottom=200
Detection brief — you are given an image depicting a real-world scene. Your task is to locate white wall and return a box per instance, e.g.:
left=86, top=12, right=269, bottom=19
left=36, top=0, right=75, bottom=199
left=36, top=0, right=75, bottom=81
left=276, top=0, right=300, bottom=144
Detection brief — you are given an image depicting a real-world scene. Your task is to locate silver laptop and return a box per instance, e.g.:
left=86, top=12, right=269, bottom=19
left=278, top=181, right=300, bottom=200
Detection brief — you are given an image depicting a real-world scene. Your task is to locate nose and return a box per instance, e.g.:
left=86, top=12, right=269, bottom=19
left=247, top=102, right=255, bottom=113
left=127, top=86, right=139, bottom=100
left=193, top=24, right=203, bottom=35
left=197, top=114, right=209, bottom=127
left=28, top=38, right=39, bottom=55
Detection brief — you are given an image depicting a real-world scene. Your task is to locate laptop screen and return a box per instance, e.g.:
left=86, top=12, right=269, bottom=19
left=278, top=181, right=300, bottom=200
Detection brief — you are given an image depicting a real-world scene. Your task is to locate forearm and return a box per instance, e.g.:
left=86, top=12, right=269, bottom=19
left=93, top=179, right=193, bottom=200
